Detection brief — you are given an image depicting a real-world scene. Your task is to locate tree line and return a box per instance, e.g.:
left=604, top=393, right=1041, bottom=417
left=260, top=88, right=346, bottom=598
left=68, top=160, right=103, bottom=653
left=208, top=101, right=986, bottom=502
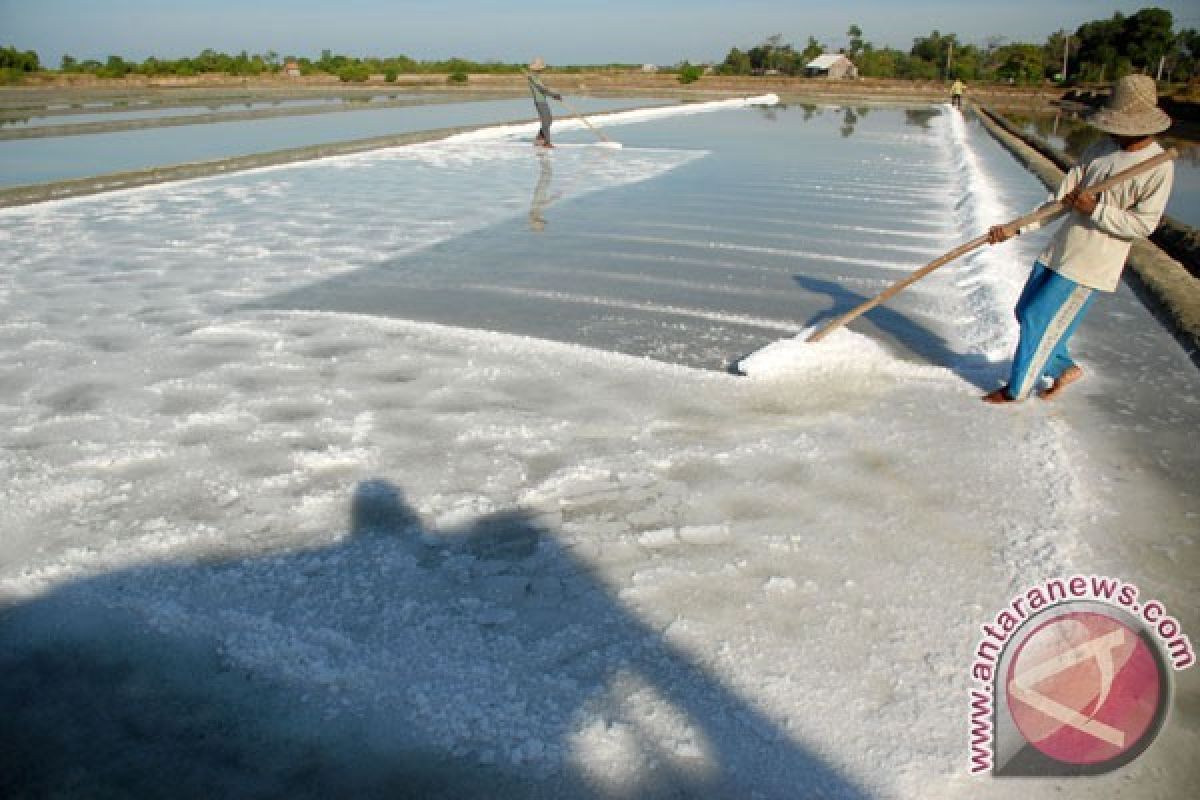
left=3, top=7, right=1197, bottom=85
left=0, top=45, right=42, bottom=81
left=3, top=47, right=640, bottom=83
left=50, top=49, right=550, bottom=82
left=718, top=7, right=1197, bottom=84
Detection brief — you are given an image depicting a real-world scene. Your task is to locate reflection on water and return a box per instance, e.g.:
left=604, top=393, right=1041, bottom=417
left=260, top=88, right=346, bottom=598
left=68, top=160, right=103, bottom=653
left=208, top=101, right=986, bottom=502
left=1000, top=109, right=1199, bottom=227
left=527, top=152, right=560, bottom=233
left=754, top=103, right=872, bottom=137
left=905, top=109, right=940, bottom=130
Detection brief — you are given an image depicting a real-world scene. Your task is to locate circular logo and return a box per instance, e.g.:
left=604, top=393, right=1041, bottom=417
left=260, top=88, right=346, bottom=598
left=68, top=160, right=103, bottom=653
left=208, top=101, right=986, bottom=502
left=1006, top=610, right=1165, bottom=767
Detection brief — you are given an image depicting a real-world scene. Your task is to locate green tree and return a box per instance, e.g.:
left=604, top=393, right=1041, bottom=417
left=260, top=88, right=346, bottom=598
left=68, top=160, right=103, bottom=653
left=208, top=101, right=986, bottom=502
left=100, top=54, right=130, bottom=78
left=337, top=63, right=370, bottom=82
left=846, top=25, right=864, bottom=60
left=1172, top=28, right=1199, bottom=81
left=719, top=47, right=752, bottom=75
left=1123, top=7, right=1175, bottom=73
left=1074, top=9, right=1175, bottom=81
left=950, top=44, right=984, bottom=80
left=992, top=43, right=1044, bottom=84
left=0, top=46, right=40, bottom=72
left=911, top=30, right=958, bottom=65
left=678, top=61, right=703, bottom=84
left=800, top=36, right=823, bottom=65
left=857, top=46, right=901, bottom=78
left=1042, top=29, right=1076, bottom=81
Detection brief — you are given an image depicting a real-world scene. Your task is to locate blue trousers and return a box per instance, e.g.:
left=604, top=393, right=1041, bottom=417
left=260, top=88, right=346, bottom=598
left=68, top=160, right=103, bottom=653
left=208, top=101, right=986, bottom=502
left=1006, top=262, right=1095, bottom=400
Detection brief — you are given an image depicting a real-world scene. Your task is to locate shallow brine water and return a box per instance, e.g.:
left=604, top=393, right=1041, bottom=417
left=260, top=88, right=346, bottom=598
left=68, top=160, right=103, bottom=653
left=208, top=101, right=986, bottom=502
left=252, top=102, right=1038, bottom=374
left=0, top=93, right=455, bottom=128
left=1, top=99, right=1196, bottom=799
left=0, top=95, right=674, bottom=187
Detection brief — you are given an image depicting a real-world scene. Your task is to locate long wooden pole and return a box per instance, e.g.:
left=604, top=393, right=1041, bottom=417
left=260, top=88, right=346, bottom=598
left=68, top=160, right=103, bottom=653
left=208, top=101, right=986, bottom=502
left=805, top=146, right=1178, bottom=343
left=555, top=95, right=615, bottom=144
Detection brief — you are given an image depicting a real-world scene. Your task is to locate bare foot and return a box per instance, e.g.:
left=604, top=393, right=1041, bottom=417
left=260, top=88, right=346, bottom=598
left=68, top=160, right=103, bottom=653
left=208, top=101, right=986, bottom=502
left=1041, top=365, right=1083, bottom=400
left=982, top=387, right=1018, bottom=404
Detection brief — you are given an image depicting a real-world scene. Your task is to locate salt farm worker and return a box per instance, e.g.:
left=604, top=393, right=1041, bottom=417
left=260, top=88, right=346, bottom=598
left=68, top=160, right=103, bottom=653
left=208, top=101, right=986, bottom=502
left=983, top=74, right=1174, bottom=405
left=526, top=57, right=563, bottom=148
left=950, top=79, right=965, bottom=109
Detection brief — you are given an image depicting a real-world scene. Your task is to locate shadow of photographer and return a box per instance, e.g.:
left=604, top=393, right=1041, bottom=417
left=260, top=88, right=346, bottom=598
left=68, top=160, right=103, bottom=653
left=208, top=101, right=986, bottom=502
left=1, top=479, right=870, bottom=799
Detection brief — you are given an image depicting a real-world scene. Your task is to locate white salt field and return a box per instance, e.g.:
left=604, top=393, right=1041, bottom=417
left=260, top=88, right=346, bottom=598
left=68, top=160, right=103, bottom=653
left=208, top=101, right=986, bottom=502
left=0, top=95, right=674, bottom=187
left=1, top=98, right=1197, bottom=798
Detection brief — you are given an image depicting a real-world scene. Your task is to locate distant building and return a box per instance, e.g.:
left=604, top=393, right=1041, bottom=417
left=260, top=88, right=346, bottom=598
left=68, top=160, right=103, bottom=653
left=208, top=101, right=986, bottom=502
left=642, top=64, right=658, bottom=73
left=284, top=61, right=301, bottom=77
left=805, top=53, right=858, bottom=80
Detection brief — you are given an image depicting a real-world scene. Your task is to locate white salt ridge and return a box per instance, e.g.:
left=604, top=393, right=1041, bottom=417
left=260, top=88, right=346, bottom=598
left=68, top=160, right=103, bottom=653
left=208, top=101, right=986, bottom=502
left=941, top=106, right=1027, bottom=361
left=736, top=326, right=948, bottom=384
left=442, top=94, right=780, bottom=145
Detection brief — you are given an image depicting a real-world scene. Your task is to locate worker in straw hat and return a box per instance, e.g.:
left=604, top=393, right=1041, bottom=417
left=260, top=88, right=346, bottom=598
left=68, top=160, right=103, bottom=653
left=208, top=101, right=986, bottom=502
left=526, top=57, right=563, bottom=148
left=983, top=74, right=1174, bottom=404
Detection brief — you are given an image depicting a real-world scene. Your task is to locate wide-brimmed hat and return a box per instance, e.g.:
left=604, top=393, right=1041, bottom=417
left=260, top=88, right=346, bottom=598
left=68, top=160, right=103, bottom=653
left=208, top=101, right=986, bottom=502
left=528, top=57, right=546, bottom=72
left=1089, top=75, right=1172, bottom=136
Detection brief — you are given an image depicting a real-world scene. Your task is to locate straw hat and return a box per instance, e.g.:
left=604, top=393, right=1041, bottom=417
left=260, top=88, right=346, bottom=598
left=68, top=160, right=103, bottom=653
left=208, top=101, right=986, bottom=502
left=1089, top=75, right=1172, bottom=136
left=528, top=57, right=546, bottom=72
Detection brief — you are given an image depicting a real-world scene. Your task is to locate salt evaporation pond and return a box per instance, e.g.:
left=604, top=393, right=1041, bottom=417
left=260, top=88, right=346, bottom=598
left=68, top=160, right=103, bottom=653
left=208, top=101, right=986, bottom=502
left=1, top=99, right=1196, bottom=798
left=0, top=94, right=452, bottom=128
left=0, top=95, right=673, bottom=187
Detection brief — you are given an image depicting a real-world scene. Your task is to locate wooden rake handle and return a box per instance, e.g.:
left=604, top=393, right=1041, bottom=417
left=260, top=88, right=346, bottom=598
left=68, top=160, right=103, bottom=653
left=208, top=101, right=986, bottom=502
left=555, top=96, right=612, bottom=143
left=805, top=147, right=1178, bottom=343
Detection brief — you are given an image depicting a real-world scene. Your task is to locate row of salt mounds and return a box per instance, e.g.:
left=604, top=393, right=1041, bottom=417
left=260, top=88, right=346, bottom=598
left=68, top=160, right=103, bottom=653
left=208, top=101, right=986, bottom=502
left=940, top=104, right=1028, bottom=362
left=444, top=94, right=780, bottom=144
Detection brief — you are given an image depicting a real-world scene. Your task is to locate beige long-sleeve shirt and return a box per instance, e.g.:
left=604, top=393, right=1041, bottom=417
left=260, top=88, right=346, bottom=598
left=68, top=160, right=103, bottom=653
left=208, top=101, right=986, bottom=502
left=1021, top=138, right=1174, bottom=292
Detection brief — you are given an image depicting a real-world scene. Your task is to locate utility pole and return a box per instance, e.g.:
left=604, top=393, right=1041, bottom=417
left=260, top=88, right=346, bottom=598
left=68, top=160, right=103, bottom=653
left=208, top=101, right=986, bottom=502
left=1156, top=55, right=1165, bottom=81
left=1062, top=35, right=1069, bottom=82
left=946, top=40, right=954, bottom=79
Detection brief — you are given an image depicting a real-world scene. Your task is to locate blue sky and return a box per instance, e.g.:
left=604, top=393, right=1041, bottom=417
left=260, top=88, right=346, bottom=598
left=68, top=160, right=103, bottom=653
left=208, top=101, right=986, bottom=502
left=3, top=1, right=1198, bottom=66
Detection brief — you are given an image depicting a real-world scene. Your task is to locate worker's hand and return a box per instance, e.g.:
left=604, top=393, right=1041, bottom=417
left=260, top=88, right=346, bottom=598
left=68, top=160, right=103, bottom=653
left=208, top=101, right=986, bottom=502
left=987, top=225, right=1012, bottom=245
left=552, top=93, right=563, bottom=101
left=1064, top=189, right=1098, bottom=216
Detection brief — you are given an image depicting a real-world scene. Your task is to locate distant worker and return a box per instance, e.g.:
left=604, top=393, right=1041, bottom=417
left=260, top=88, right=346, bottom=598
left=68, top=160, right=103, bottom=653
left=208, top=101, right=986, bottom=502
left=950, top=79, right=965, bottom=109
left=983, top=75, right=1174, bottom=404
left=526, top=58, right=563, bottom=148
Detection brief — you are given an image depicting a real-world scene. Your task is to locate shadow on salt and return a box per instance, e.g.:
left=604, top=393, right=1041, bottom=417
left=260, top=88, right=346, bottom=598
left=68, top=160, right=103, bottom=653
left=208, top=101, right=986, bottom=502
left=0, top=479, right=871, bottom=799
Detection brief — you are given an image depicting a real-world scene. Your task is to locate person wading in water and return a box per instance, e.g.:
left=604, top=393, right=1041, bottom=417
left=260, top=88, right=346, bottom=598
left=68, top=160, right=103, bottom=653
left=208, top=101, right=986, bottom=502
left=526, top=58, right=563, bottom=148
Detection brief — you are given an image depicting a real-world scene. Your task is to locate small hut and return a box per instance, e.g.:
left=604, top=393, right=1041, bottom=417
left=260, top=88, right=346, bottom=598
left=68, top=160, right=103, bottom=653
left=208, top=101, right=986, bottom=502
left=284, top=61, right=301, bottom=78
left=805, top=54, right=858, bottom=80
